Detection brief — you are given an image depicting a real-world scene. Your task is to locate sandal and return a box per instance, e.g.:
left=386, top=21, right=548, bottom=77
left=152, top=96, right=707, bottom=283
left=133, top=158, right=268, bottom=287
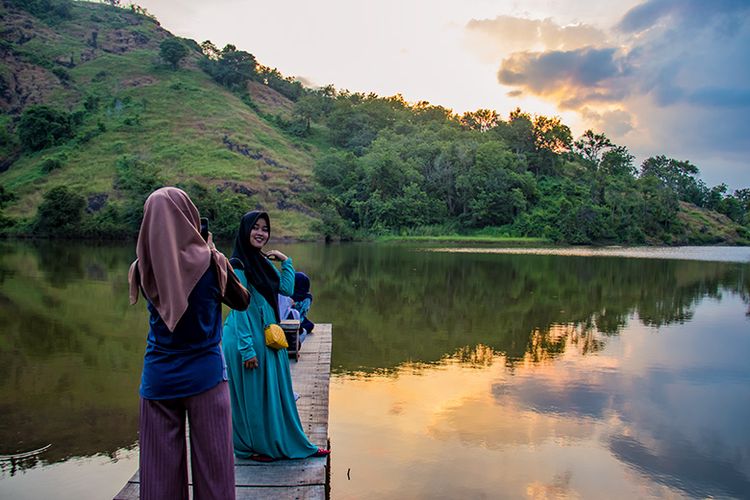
left=312, top=448, right=330, bottom=457
left=249, top=453, right=274, bottom=462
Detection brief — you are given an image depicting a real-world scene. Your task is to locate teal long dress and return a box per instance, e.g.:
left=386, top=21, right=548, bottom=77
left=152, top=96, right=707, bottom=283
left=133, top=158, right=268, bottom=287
left=222, top=258, right=318, bottom=459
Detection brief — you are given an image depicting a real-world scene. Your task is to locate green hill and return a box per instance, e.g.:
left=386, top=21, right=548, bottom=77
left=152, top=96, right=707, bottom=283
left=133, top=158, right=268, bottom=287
left=1, top=0, right=748, bottom=244
left=0, top=0, right=320, bottom=238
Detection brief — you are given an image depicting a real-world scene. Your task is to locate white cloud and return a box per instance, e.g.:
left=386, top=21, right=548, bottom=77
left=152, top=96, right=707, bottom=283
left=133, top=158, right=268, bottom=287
left=467, top=2, right=750, bottom=188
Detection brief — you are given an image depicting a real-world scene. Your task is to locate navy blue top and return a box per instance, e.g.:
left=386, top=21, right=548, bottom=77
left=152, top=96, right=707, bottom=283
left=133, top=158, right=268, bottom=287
left=139, top=265, right=227, bottom=400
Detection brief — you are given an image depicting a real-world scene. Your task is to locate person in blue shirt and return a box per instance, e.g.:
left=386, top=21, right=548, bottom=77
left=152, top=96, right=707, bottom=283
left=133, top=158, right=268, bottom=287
left=128, top=187, right=249, bottom=500
left=222, top=210, right=330, bottom=461
left=291, top=271, right=315, bottom=336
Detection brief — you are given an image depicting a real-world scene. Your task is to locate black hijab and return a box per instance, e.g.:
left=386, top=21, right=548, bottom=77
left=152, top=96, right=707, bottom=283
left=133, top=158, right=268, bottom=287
left=292, top=272, right=312, bottom=303
left=231, top=211, right=281, bottom=322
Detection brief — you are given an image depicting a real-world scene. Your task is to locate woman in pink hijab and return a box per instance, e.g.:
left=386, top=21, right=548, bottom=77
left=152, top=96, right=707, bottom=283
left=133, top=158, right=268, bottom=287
left=128, top=187, right=249, bottom=500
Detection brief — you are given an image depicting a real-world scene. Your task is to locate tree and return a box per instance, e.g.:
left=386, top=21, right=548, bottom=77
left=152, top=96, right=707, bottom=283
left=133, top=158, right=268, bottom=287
left=531, top=115, right=572, bottom=175
left=411, top=101, right=453, bottom=124
left=600, top=146, right=635, bottom=177
left=34, top=186, right=85, bottom=236
left=460, top=109, right=499, bottom=131
left=704, top=183, right=727, bottom=211
left=456, top=142, right=535, bottom=227
left=732, top=188, right=750, bottom=225
left=494, top=108, right=535, bottom=155
left=257, top=65, right=303, bottom=101
left=533, top=115, right=571, bottom=154
left=199, top=45, right=257, bottom=89
left=18, top=105, right=73, bottom=151
left=293, top=95, right=325, bottom=133
left=639, top=155, right=706, bottom=205
left=573, top=130, right=614, bottom=166
left=200, top=40, right=221, bottom=60
left=571, top=130, right=634, bottom=203
left=159, top=38, right=188, bottom=69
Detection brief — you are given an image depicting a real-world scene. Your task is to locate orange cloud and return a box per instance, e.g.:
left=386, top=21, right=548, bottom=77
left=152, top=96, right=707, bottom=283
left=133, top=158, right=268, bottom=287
left=464, top=16, right=607, bottom=64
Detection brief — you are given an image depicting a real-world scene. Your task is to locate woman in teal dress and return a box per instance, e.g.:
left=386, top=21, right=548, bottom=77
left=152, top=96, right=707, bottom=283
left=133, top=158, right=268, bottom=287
left=223, top=211, right=329, bottom=461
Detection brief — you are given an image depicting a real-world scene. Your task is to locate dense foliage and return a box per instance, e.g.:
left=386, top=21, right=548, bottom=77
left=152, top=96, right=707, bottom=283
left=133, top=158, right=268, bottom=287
left=33, top=186, right=85, bottom=236
left=6, top=0, right=72, bottom=23
left=17, top=106, right=76, bottom=151
left=198, top=42, right=258, bottom=91
left=159, top=38, right=188, bottom=69
left=306, top=92, right=750, bottom=243
left=0, top=1, right=747, bottom=244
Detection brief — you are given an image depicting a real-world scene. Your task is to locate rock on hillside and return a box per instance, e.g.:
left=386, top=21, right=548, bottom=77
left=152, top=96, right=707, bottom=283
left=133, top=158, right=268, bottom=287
left=0, top=2, right=171, bottom=114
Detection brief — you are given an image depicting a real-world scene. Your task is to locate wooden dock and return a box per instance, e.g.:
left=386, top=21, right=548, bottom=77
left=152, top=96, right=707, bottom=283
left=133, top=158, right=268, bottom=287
left=114, top=324, right=332, bottom=499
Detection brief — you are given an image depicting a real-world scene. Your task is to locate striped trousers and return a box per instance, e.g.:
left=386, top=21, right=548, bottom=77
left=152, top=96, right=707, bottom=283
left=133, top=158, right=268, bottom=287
left=139, top=381, right=235, bottom=500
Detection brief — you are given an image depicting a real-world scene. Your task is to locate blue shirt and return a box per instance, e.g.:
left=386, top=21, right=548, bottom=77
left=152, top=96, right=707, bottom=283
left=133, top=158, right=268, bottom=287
left=139, top=266, right=226, bottom=400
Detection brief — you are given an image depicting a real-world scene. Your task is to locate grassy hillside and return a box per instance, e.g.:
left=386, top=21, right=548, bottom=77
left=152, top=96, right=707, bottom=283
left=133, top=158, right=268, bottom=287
left=1, top=0, right=747, bottom=245
left=676, top=201, right=748, bottom=245
left=0, top=0, right=320, bottom=238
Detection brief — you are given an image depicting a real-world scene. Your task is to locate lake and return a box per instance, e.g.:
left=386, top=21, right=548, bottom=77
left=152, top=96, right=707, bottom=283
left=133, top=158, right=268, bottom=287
left=1, top=241, right=749, bottom=499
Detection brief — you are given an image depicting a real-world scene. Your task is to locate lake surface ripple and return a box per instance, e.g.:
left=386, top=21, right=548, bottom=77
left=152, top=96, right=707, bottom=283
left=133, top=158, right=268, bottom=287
left=1, top=242, right=748, bottom=499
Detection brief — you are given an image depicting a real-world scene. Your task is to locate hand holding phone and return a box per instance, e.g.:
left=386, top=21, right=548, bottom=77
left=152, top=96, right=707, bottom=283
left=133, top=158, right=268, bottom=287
left=200, top=217, right=209, bottom=241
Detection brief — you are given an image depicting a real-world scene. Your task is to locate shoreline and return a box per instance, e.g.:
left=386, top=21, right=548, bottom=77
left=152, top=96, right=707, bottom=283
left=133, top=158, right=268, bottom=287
left=2, top=234, right=750, bottom=247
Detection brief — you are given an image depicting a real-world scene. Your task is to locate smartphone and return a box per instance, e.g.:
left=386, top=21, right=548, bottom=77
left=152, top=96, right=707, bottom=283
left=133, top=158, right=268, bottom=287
left=200, top=217, right=209, bottom=241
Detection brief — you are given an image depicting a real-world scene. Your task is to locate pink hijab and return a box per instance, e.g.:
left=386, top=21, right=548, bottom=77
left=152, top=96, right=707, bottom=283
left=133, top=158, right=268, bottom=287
left=128, top=187, right=228, bottom=332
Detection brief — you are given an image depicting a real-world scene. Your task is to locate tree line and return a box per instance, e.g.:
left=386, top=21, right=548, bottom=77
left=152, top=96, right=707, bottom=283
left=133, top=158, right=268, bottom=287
left=293, top=90, right=749, bottom=243
left=2, top=1, right=748, bottom=243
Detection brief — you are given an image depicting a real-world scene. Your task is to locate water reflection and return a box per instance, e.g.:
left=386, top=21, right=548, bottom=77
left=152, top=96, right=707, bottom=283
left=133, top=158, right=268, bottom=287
left=330, top=302, right=750, bottom=498
left=0, top=242, right=143, bottom=468
left=0, top=241, right=749, bottom=499
left=299, top=244, right=750, bottom=372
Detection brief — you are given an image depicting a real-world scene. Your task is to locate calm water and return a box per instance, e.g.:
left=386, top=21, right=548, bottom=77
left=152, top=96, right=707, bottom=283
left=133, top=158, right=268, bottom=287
left=1, top=241, right=749, bottom=499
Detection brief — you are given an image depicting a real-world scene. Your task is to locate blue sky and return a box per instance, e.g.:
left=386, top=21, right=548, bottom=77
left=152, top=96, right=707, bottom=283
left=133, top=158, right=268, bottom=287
left=133, top=0, right=749, bottom=189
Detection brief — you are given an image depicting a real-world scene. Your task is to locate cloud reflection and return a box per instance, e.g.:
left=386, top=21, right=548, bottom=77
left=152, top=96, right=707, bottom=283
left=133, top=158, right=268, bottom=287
left=332, top=309, right=750, bottom=498
left=609, top=434, right=750, bottom=498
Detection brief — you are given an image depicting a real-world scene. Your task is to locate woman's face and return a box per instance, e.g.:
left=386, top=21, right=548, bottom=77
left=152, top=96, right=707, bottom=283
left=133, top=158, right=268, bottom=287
left=249, top=217, right=270, bottom=249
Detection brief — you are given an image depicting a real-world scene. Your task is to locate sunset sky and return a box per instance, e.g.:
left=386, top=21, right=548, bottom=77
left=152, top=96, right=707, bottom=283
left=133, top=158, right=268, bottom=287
left=132, top=0, right=750, bottom=189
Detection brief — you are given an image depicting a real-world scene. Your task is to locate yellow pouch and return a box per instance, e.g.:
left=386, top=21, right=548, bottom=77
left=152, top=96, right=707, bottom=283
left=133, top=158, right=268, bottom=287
left=264, top=324, right=289, bottom=350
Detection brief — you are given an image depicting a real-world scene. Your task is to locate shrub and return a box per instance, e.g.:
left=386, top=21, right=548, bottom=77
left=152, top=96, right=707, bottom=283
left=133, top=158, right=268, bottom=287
left=18, top=105, right=73, bottom=151
left=33, top=185, right=86, bottom=236
left=0, top=116, right=18, bottom=157
left=75, top=127, right=102, bottom=144
left=0, top=185, right=15, bottom=208
left=113, top=156, right=164, bottom=231
left=7, top=0, right=72, bottom=22
left=41, top=155, right=65, bottom=173
left=311, top=202, right=354, bottom=241
left=159, top=38, right=189, bottom=69
left=84, top=95, right=100, bottom=112
left=180, top=182, right=251, bottom=239
left=199, top=44, right=257, bottom=90
left=81, top=204, right=131, bottom=239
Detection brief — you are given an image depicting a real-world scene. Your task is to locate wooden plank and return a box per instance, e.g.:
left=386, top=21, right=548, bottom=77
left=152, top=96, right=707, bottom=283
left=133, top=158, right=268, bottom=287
left=235, top=485, right=326, bottom=499
left=113, top=324, right=332, bottom=500
left=234, top=456, right=325, bottom=468
left=112, top=482, right=138, bottom=500
left=234, top=462, right=324, bottom=486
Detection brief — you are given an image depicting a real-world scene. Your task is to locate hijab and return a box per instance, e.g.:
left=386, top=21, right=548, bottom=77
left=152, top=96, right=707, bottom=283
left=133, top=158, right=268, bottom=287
left=127, top=187, right=228, bottom=332
left=231, top=211, right=281, bottom=322
left=292, top=272, right=312, bottom=303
